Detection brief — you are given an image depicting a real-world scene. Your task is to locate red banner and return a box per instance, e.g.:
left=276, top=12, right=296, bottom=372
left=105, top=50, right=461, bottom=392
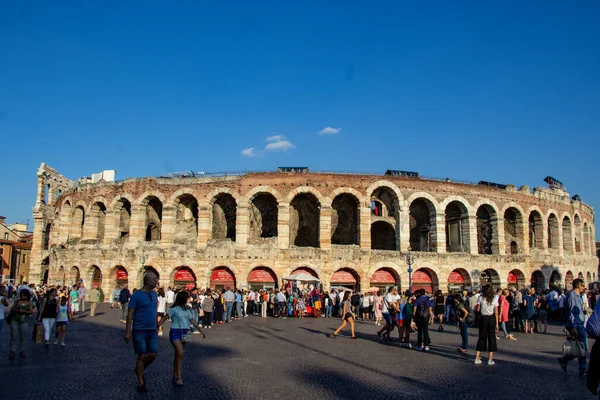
left=211, top=269, right=235, bottom=282
left=291, top=267, right=318, bottom=277
left=331, top=270, right=357, bottom=283
left=371, top=269, right=395, bottom=284
left=116, top=268, right=128, bottom=280
left=448, top=271, right=464, bottom=284
left=508, top=272, right=517, bottom=284
left=412, top=270, right=432, bottom=283
left=174, top=268, right=196, bottom=282
left=248, top=268, right=276, bottom=283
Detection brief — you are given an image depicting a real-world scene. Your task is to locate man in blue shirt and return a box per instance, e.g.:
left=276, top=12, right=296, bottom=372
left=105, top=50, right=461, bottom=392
left=558, top=278, right=587, bottom=376
left=223, top=287, right=235, bottom=323
left=124, top=272, right=159, bottom=393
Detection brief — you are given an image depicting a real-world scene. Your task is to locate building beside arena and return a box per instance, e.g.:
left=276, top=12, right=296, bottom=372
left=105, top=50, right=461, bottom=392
left=30, top=163, right=598, bottom=295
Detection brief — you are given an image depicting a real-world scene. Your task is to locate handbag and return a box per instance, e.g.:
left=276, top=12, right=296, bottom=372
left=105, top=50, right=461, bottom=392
left=181, top=333, right=192, bottom=343
left=32, top=323, right=44, bottom=343
left=563, top=338, right=586, bottom=358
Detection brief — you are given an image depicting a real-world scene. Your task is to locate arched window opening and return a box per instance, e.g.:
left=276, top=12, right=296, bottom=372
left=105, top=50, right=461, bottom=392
left=409, top=198, right=435, bottom=252
left=249, top=193, right=278, bottom=241
left=290, top=193, right=320, bottom=247
left=212, top=194, right=237, bottom=241
left=331, top=194, right=360, bottom=245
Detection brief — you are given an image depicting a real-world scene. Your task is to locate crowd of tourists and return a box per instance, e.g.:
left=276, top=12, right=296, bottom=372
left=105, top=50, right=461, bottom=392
left=1, top=276, right=600, bottom=396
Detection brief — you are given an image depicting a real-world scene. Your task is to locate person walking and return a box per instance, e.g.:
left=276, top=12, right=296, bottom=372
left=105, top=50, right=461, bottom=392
left=414, top=289, right=434, bottom=351
left=377, top=287, right=398, bottom=340
left=111, top=287, right=121, bottom=308
left=455, top=293, right=470, bottom=353
left=374, top=291, right=383, bottom=325
left=523, top=289, right=537, bottom=334
left=78, top=283, right=87, bottom=314
left=351, top=291, right=361, bottom=321
left=119, top=286, right=131, bottom=323
left=326, top=291, right=356, bottom=339
left=399, top=290, right=414, bottom=348
left=324, top=292, right=333, bottom=318
left=202, top=290, right=214, bottom=328
left=88, top=286, right=100, bottom=317
left=474, top=285, right=499, bottom=365
left=124, top=272, right=159, bottom=393
left=37, top=288, right=58, bottom=347
left=0, top=286, right=8, bottom=337
left=537, top=294, right=549, bottom=334
left=434, top=290, right=445, bottom=331
left=276, top=289, right=287, bottom=319
left=558, top=278, right=588, bottom=376
left=69, top=285, right=80, bottom=316
left=9, top=290, right=35, bottom=359
left=261, top=290, right=268, bottom=318
left=214, top=291, right=225, bottom=324
left=54, top=296, right=70, bottom=345
left=157, top=291, right=205, bottom=387
left=498, top=289, right=517, bottom=340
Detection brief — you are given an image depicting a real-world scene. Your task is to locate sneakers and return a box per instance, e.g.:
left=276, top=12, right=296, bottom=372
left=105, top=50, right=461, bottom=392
left=158, top=332, right=163, bottom=336
left=424, top=346, right=430, bottom=351
left=474, top=358, right=482, bottom=365
left=19, top=351, right=26, bottom=358
left=54, top=339, right=59, bottom=345
left=557, top=358, right=568, bottom=374
left=61, top=342, right=66, bottom=346
left=488, top=360, right=495, bottom=365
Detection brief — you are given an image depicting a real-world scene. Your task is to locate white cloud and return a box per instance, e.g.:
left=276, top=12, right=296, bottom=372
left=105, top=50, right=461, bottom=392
left=241, top=147, right=258, bottom=157
left=265, top=135, right=285, bottom=142
left=319, top=126, right=341, bottom=135
left=265, top=140, right=295, bottom=152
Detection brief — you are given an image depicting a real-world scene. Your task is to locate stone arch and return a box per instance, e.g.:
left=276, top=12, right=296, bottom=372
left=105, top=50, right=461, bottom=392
left=58, top=200, right=73, bottom=242
left=578, top=271, right=584, bottom=280
left=290, top=192, right=320, bottom=247
left=448, top=268, right=472, bottom=290
left=475, top=203, right=498, bottom=254
left=69, top=266, right=80, bottom=286
left=135, top=190, right=167, bottom=206
left=143, top=196, right=163, bottom=241
left=247, top=266, right=278, bottom=290
left=365, top=180, right=404, bottom=206
left=530, top=270, right=546, bottom=292
left=285, top=186, right=326, bottom=204
left=574, top=214, right=582, bottom=252
left=504, top=206, right=524, bottom=254
left=412, top=267, right=439, bottom=294
left=109, top=192, right=135, bottom=209
left=480, top=268, right=501, bottom=289
left=370, top=267, right=401, bottom=293
left=508, top=269, right=526, bottom=289
left=71, top=205, right=86, bottom=239
left=212, top=193, right=237, bottom=241
left=562, top=215, right=573, bottom=253
left=170, top=266, right=197, bottom=289
left=244, top=186, right=282, bottom=204
left=173, top=193, right=199, bottom=243
left=86, top=265, right=103, bottom=288
left=565, top=270, right=574, bottom=288
left=549, top=269, right=562, bottom=289
left=331, top=193, right=360, bottom=245
left=528, top=208, right=544, bottom=250
left=113, top=197, right=132, bottom=239
left=444, top=199, right=471, bottom=253
left=369, top=185, right=400, bottom=219
left=587, top=271, right=592, bottom=283
left=408, top=195, right=438, bottom=252
left=547, top=212, right=560, bottom=250
left=371, top=221, right=396, bottom=250
left=288, top=263, right=321, bottom=279
left=89, top=200, right=107, bottom=241
left=111, top=265, right=129, bottom=289
left=330, top=267, right=361, bottom=291
left=249, top=192, right=279, bottom=241
left=209, top=266, right=237, bottom=290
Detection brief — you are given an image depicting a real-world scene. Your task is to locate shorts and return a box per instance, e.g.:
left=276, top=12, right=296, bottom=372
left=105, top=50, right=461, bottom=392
left=157, top=312, right=165, bottom=318
left=72, top=302, right=80, bottom=312
left=382, top=312, right=393, bottom=326
left=169, top=328, right=189, bottom=342
left=343, top=312, right=353, bottom=321
left=132, top=330, right=158, bottom=355
left=56, top=321, right=69, bottom=327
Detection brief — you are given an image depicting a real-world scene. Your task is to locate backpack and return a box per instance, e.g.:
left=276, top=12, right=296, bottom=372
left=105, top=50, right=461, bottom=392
left=415, top=297, right=430, bottom=319
left=404, top=302, right=415, bottom=320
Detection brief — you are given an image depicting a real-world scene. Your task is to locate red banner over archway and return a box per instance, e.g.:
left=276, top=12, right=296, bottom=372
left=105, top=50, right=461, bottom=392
left=116, top=268, right=128, bottom=280
left=174, top=268, right=196, bottom=282
left=412, top=270, right=432, bottom=283
left=508, top=272, right=517, bottom=284
left=291, top=267, right=318, bottom=278
left=248, top=267, right=276, bottom=283
left=371, top=269, right=395, bottom=284
left=331, top=270, right=357, bottom=283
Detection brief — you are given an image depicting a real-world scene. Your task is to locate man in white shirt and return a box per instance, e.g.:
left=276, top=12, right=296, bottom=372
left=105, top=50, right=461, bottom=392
left=165, top=287, right=175, bottom=309
left=247, top=290, right=255, bottom=315
left=275, top=289, right=287, bottom=319
left=78, top=283, right=88, bottom=313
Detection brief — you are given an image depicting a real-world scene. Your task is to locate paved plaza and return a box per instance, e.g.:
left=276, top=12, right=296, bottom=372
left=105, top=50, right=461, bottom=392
left=0, top=304, right=595, bottom=399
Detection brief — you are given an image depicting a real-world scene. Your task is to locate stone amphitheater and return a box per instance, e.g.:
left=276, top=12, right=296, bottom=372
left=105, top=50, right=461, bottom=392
left=30, top=163, right=598, bottom=295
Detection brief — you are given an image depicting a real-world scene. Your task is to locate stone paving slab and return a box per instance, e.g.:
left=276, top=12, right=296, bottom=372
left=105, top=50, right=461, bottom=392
left=0, top=304, right=595, bottom=399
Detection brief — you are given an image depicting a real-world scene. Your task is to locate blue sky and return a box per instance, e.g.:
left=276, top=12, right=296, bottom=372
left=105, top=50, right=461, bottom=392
left=1, top=2, right=599, bottom=232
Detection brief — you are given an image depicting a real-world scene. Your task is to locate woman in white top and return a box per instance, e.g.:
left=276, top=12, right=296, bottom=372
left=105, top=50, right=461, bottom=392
left=474, top=285, right=499, bottom=365
left=156, top=288, right=167, bottom=336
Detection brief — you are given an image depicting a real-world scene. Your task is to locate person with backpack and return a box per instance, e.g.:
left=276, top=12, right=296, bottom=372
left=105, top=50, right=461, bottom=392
left=376, top=287, right=398, bottom=341
left=414, top=289, right=434, bottom=351
left=455, top=293, right=471, bottom=353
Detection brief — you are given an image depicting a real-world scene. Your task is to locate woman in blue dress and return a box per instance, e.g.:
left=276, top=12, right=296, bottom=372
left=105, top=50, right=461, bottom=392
left=522, top=289, right=537, bottom=334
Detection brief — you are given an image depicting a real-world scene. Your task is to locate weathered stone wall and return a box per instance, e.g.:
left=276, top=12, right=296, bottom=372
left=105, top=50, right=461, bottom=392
left=31, top=166, right=598, bottom=295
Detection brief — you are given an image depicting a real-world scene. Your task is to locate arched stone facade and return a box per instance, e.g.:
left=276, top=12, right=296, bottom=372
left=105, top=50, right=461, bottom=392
left=29, top=166, right=597, bottom=296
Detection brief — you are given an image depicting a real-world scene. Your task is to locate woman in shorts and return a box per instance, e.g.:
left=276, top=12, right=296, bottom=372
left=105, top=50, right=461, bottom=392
left=434, top=290, right=445, bottom=331
left=326, top=291, right=355, bottom=339
left=55, top=296, right=70, bottom=345
left=157, top=291, right=204, bottom=387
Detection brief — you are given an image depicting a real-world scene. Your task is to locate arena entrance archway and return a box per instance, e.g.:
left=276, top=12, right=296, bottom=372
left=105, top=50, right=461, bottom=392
left=412, top=268, right=438, bottom=294
left=114, top=266, right=129, bottom=289
left=248, top=266, right=277, bottom=291
left=508, top=269, right=525, bottom=289
left=565, top=271, right=574, bottom=289
left=531, top=270, right=546, bottom=292
left=370, top=268, right=400, bottom=294
left=480, top=269, right=501, bottom=290
left=448, top=268, right=471, bottom=292
left=549, top=270, right=562, bottom=290
left=140, top=266, right=160, bottom=287
left=330, top=268, right=360, bottom=292
left=172, top=266, right=197, bottom=290
left=211, top=267, right=236, bottom=291
left=87, top=265, right=102, bottom=289
left=69, top=266, right=80, bottom=286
